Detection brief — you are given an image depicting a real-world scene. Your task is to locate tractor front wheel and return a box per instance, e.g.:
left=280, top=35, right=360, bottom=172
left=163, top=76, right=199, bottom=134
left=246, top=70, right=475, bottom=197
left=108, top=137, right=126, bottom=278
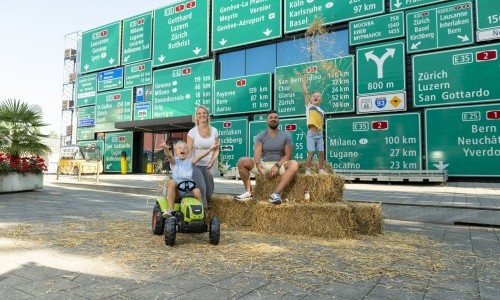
left=165, top=217, right=176, bottom=246
left=209, top=217, right=220, bottom=245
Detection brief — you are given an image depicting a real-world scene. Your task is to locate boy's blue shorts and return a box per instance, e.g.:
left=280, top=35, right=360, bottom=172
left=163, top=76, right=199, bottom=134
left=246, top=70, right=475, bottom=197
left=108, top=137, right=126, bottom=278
left=307, top=131, right=325, bottom=152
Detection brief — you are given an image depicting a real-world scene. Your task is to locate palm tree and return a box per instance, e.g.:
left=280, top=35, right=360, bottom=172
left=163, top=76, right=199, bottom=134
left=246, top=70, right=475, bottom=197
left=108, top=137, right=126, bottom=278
left=0, top=99, right=51, bottom=159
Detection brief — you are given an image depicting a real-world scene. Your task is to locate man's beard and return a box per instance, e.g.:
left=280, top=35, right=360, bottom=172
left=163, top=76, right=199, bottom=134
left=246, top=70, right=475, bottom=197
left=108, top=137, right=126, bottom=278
left=268, top=122, right=279, bottom=129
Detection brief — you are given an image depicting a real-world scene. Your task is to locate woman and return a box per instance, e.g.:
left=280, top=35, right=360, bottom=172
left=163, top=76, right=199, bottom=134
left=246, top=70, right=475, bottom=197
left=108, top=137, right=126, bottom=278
left=187, top=105, right=220, bottom=207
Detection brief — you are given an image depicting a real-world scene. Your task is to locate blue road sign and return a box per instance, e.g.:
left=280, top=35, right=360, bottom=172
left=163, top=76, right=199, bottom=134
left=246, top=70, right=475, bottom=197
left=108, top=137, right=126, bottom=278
left=98, top=68, right=124, bottom=82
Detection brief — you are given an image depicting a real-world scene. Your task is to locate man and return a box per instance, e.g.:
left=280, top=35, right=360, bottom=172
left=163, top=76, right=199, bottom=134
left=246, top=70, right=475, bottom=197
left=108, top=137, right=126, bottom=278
left=234, top=110, right=299, bottom=204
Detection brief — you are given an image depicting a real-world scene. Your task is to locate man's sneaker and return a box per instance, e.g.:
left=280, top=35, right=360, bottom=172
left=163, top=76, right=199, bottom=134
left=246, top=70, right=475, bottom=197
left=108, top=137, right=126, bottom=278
left=162, top=209, right=174, bottom=218
left=269, top=192, right=283, bottom=204
left=235, top=191, right=253, bottom=201
left=305, top=168, right=312, bottom=175
left=318, top=169, right=328, bottom=175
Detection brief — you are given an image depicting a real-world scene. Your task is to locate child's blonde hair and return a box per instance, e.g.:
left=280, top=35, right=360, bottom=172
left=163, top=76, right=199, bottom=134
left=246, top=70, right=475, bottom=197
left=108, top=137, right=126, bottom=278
left=174, top=141, right=187, bottom=154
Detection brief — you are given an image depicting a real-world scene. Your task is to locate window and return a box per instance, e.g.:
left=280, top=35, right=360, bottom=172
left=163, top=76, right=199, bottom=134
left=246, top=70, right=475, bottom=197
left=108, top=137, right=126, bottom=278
left=246, top=44, right=276, bottom=75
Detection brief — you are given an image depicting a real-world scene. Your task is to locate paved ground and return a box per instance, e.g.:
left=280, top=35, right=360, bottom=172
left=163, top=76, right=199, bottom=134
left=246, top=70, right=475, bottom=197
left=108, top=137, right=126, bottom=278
left=0, top=176, right=499, bottom=299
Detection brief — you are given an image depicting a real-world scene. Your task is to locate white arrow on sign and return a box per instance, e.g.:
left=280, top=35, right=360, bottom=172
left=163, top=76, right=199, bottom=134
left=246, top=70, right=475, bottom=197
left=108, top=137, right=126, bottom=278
left=158, top=55, right=165, bottom=62
left=393, top=0, right=402, bottom=9
left=108, top=58, right=115, bottom=64
left=263, top=28, right=272, bottom=36
left=410, top=41, right=421, bottom=50
left=457, top=35, right=469, bottom=42
left=219, top=38, right=227, bottom=46
left=433, top=161, right=449, bottom=171
left=84, top=64, right=89, bottom=70
left=123, top=55, right=130, bottom=62
left=365, top=48, right=395, bottom=79
left=106, top=163, right=112, bottom=169
left=193, top=47, right=201, bottom=55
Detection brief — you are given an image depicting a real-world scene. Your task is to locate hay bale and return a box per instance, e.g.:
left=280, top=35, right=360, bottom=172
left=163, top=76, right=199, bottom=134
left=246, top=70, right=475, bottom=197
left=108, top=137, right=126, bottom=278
left=253, top=173, right=344, bottom=203
left=348, top=202, right=384, bottom=235
left=208, top=195, right=255, bottom=227
left=252, top=202, right=355, bottom=239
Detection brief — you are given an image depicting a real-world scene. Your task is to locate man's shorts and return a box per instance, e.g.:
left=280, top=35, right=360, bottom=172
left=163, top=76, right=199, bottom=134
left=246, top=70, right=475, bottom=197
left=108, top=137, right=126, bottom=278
left=307, top=131, right=325, bottom=152
left=250, top=161, right=287, bottom=175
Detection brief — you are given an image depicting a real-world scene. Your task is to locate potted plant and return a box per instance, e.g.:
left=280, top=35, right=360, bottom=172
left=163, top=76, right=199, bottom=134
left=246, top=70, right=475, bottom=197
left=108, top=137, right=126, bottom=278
left=0, top=99, right=51, bottom=192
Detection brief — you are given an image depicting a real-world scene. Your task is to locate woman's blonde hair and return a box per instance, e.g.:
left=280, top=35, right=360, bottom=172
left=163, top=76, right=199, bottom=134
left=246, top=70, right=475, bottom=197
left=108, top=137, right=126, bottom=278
left=194, top=105, right=211, bottom=135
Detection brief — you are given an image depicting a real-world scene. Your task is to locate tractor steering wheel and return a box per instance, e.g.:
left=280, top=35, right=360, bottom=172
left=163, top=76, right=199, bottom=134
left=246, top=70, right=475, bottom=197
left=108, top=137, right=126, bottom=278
left=177, top=180, right=196, bottom=192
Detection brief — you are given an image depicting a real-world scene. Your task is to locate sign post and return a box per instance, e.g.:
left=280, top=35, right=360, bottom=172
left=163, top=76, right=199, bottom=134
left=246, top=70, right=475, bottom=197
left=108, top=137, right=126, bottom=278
left=349, top=12, right=404, bottom=46
left=212, top=0, right=282, bottom=51
left=153, top=0, right=209, bottom=67
left=326, top=113, right=421, bottom=170
left=95, top=89, right=133, bottom=132
left=214, top=73, right=272, bottom=116
left=76, top=73, right=97, bottom=107
left=274, top=56, right=355, bottom=117
left=413, top=43, right=500, bottom=108
left=153, top=60, right=214, bottom=118
left=356, top=40, right=406, bottom=114
left=406, top=1, right=474, bottom=54
left=476, top=0, right=500, bottom=42
left=425, top=103, right=500, bottom=177
left=122, top=12, right=152, bottom=65
left=81, top=21, right=122, bottom=73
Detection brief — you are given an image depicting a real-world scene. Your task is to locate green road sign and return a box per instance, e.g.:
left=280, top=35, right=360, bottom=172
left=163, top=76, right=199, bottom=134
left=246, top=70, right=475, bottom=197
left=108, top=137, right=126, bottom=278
left=104, top=132, right=133, bottom=173
left=413, top=43, right=500, bottom=108
left=274, top=56, right=355, bottom=117
left=81, top=21, right=122, bottom=73
left=212, top=0, right=282, bottom=51
left=153, top=0, right=209, bottom=67
left=122, top=11, right=152, bottom=65
left=124, top=61, right=152, bottom=88
left=153, top=60, right=214, bottom=118
left=349, top=12, right=405, bottom=46
left=97, top=68, right=123, bottom=92
left=77, top=127, right=95, bottom=141
left=134, top=102, right=152, bottom=121
left=214, top=73, right=272, bottom=116
left=253, top=114, right=268, bottom=121
left=77, top=106, right=95, bottom=128
left=406, top=1, right=474, bottom=53
left=425, top=103, right=500, bottom=177
left=95, top=89, right=133, bottom=132
left=76, top=73, right=97, bottom=107
left=476, top=0, right=500, bottom=41
left=249, top=118, right=308, bottom=162
left=356, top=40, right=406, bottom=114
left=212, top=118, right=248, bottom=172
left=389, top=0, right=450, bottom=12
left=326, top=113, right=422, bottom=170
left=284, top=0, right=384, bottom=33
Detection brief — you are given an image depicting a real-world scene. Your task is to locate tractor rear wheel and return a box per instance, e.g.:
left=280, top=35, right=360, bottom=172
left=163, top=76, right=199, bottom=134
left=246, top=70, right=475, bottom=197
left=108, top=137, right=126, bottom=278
left=152, top=203, right=165, bottom=235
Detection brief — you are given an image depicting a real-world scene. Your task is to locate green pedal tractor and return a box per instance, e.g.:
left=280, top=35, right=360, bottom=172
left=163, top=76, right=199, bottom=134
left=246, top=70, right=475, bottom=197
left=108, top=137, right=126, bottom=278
left=151, top=180, right=220, bottom=246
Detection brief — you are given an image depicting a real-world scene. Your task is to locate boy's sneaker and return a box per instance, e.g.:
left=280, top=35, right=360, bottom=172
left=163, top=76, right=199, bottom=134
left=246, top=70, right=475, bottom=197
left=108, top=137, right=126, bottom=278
left=235, top=191, right=253, bottom=201
left=305, top=168, right=312, bottom=175
left=269, top=192, right=283, bottom=204
left=162, top=209, right=174, bottom=218
left=318, top=169, right=328, bottom=175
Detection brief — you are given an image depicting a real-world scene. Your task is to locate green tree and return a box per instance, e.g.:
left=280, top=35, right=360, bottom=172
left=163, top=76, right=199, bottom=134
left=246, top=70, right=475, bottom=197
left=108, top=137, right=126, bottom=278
left=0, top=99, right=51, bottom=158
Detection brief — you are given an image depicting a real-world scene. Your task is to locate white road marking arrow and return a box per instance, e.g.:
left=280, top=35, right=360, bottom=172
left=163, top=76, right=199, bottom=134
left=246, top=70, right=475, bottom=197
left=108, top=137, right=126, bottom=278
left=364, top=48, right=395, bottom=79
left=411, top=41, right=421, bottom=50
left=433, top=161, right=449, bottom=171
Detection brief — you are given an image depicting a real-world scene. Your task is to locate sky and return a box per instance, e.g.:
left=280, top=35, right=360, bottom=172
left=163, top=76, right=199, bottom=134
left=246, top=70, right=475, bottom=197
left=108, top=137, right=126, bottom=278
left=0, top=0, right=176, bottom=134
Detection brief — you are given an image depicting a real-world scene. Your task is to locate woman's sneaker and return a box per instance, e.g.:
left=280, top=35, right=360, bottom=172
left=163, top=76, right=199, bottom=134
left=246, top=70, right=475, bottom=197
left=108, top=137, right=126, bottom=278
left=269, top=192, right=283, bottom=204
left=235, top=191, right=253, bottom=201
left=162, top=209, right=175, bottom=218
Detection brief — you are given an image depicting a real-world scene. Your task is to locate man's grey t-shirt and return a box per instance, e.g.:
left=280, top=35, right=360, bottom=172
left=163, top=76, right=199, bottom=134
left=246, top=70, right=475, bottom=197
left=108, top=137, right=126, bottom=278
left=255, top=129, right=293, bottom=161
